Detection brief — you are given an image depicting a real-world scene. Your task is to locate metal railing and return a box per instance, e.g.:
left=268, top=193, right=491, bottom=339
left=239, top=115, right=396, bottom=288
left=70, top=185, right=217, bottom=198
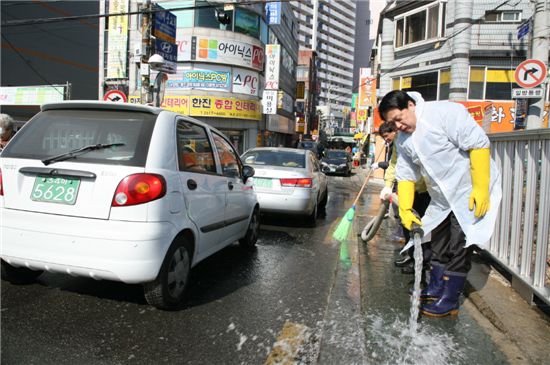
left=488, top=129, right=550, bottom=306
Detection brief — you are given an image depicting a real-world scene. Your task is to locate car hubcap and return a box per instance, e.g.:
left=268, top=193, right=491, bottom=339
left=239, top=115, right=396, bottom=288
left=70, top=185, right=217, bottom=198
left=167, top=247, right=189, bottom=298
left=249, top=213, right=259, bottom=242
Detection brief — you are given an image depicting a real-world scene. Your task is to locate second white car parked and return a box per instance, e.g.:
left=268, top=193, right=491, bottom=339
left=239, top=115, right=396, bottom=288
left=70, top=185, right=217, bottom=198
left=0, top=101, right=259, bottom=310
left=241, top=147, right=328, bottom=226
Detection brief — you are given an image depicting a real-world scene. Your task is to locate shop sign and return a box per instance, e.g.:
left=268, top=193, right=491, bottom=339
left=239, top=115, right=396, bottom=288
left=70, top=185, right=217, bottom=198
left=232, top=68, right=259, bottom=96
left=512, top=88, right=544, bottom=98
left=154, top=38, right=177, bottom=74
left=128, top=95, right=189, bottom=115
left=180, top=69, right=230, bottom=89
left=357, top=68, right=376, bottom=108
left=190, top=96, right=261, bottom=120
left=265, top=44, right=281, bottom=90
left=262, top=90, right=277, bottom=114
left=176, top=32, right=193, bottom=61
left=265, top=2, right=281, bottom=25
left=194, top=37, right=264, bottom=71
left=153, top=6, right=176, bottom=43
left=277, top=90, right=293, bottom=113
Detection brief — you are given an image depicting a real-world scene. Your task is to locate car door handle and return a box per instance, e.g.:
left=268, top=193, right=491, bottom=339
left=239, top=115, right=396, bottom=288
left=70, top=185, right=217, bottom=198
left=228, top=182, right=234, bottom=190
left=187, top=179, right=197, bottom=190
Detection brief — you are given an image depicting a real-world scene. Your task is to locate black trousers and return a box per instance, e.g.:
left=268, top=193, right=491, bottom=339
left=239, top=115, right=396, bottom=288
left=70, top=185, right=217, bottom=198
left=428, top=212, right=472, bottom=274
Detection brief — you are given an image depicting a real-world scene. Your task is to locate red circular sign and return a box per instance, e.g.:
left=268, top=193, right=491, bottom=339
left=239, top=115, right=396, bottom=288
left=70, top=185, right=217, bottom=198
left=103, top=90, right=127, bottom=103
left=514, top=59, right=547, bottom=88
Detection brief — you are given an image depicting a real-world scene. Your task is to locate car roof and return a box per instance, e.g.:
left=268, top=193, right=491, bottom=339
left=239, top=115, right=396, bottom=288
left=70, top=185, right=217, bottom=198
left=245, top=147, right=307, bottom=154
left=41, top=100, right=163, bottom=114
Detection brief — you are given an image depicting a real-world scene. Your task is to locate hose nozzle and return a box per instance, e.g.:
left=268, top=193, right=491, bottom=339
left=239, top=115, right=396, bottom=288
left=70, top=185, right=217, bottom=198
left=411, top=222, right=424, bottom=237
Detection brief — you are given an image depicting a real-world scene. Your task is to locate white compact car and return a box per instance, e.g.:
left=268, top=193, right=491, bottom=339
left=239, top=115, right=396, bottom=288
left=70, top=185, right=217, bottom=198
left=0, top=101, right=259, bottom=310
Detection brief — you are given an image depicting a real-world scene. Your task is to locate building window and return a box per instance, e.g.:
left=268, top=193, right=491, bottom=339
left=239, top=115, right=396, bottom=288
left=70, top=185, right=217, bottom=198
left=195, top=1, right=233, bottom=30
left=394, top=2, right=446, bottom=48
left=468, top=67, right=519, bottom=100
left=392, top=71, right=450, bottom=101
left=438, top=68, right=450, bottom=100
left=234, top=8, right=260, bottom=38
left=157, top=0, right=194, bottom=28
left=485, top=10, right=521, bottom=22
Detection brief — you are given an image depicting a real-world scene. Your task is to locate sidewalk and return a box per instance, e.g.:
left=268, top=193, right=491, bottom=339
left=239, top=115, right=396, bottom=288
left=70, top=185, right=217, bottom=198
left=352, top=167, right=550, bottom=364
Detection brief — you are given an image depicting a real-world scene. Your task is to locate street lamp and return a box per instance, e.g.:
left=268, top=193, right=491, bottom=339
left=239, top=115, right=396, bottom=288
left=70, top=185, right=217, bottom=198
left=147, top=54, right=167, bottom=107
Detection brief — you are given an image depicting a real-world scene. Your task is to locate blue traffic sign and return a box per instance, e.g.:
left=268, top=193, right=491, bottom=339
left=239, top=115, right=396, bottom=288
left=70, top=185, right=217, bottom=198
left=517, top=20, right=530, bottom=40
left=153, top=6, right=176, bottom=43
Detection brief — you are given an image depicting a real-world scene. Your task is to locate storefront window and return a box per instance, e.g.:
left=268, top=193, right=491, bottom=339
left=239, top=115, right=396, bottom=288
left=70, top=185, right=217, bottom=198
left=468, top=67, right=518, bottom=100
left=234, top=8, right=260, bottom=38
left=439, top=68, right=450, bottom=100
left=401, top=72, right=438, bottom=101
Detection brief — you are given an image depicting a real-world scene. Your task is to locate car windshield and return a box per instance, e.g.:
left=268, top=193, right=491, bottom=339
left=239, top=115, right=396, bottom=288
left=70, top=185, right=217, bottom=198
left=299, top=142, right=316, bottom=149
left=242, top=150, right=305, bottom=168
left=1, top=109, right=156, bottom=167
left=326, top=150, right=348, bottom=159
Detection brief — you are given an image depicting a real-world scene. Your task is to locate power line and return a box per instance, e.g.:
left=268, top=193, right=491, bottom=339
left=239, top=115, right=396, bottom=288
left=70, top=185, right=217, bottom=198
left=0, top=32, right=64, bottom=96
left=1, top=0, right=293, bottom=27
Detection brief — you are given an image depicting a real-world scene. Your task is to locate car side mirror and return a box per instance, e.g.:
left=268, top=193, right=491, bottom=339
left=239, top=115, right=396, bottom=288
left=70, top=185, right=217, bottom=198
left=242, top=165, right=255, bottom=183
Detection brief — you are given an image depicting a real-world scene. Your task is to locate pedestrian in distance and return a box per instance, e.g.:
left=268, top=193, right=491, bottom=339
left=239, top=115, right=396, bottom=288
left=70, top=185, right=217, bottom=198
left=373, top=121, right=432, bottom=274
left=378, top=90, right=502, bottom=317
left=0, top=113, right=16, bottom=152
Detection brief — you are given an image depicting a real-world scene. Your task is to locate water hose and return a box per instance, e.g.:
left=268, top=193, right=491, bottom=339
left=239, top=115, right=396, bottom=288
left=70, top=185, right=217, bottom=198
left=361, top=193, right=399, bottom=242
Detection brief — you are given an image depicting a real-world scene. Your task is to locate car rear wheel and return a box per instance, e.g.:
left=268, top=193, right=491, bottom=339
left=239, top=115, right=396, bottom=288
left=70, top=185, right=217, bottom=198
left=144, top=239, right=191, bottom=310
left=239, top=208, right=260, bottom=250
left=1, top=261, right=43, bottom=284
left=319, top=189, right=328, bottom=211
left=307, top=201, right=318, bottom=227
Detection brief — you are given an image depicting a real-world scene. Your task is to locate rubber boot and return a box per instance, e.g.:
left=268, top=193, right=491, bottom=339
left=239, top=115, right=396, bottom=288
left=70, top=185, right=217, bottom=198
left=420, top=263, right=445, bottom=300
left=421, top=272, right=467, bottom=317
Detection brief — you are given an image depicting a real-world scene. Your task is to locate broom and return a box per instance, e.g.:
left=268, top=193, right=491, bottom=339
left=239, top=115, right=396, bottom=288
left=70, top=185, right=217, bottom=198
left=332, top=148, right=385, bottom=243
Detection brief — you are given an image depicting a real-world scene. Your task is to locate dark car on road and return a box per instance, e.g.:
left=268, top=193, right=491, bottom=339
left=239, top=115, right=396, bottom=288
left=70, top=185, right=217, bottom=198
left=321, top=149, right=352, bottom=176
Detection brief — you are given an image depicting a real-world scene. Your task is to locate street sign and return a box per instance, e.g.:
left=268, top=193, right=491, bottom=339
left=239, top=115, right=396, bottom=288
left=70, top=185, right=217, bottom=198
left=514, top=59, right=547, bottom=88
left=154, top=38, right=177, bottom=74
left=517, top=20, right=530, bottom=40
left=512, top=88, right=544, bottom=99
left=153, top=6, right=176, bottom=43
left=103, top=90, right=127, bottom=103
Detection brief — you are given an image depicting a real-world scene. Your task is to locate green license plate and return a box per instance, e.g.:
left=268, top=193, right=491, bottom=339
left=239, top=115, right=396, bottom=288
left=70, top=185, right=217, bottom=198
left=31, top=176, right=80, bottom=205
left=254, top=178, right=272, bottom=189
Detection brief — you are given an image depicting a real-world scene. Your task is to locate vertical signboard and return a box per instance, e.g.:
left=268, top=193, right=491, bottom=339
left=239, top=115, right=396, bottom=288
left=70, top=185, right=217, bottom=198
left=106, top=0, right=129, bottom=79
left=357, top=68, right=376, bottom=108
left=262, top=90, right=277, bottom=114
left=265, top=44, right=281, bottom=90
left=265, top=2, right=281, bottom=25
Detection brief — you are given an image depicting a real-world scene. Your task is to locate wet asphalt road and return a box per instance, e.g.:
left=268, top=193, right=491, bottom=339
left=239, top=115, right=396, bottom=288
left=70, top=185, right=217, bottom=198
left=0, top=174, right=364, bottom=365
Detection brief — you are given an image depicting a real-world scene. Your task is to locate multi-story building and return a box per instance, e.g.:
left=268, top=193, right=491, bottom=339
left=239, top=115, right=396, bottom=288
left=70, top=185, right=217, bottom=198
left=372, top=0, right=547, bottom=133
left=99, top=0, right=299, bottom=153
left=296, top=49, right=319, bottom=137
left=291, top=0, right=356, bottom=127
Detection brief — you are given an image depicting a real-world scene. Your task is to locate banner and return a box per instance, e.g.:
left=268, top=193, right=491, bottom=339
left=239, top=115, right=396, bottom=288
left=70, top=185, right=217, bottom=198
left=357, top=68, right=376, bottom=108
left=180, top=69, right=230, bottom=89
left=0, top=86, right=65, bottom=105
left=106, top=0, right=129, bottom=78
left=373, top=100, right=549, bottom=133
left=265, top=2, right=281, bottom=25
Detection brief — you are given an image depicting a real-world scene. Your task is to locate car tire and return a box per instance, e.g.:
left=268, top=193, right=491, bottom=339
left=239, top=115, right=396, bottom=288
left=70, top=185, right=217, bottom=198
left=1, top=260, right=43, bottom=284
left=307, top=201, right=318, bottom=227
left=319, top=189, right=328, bottom=211
left=239, top=207, right=260, bottom=250
left=143, top=239, right=191, bottom=310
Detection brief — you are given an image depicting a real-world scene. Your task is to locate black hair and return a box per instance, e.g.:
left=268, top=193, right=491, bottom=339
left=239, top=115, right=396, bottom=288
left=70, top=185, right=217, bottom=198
left=378, top=90, right=416, bottom=121
left=378, top=121, right=397, bottom=135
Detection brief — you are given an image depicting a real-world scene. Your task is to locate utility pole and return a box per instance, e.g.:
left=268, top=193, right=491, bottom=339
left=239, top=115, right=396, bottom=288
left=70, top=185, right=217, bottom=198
left=140, top=0, right=152, bottom=105
left=526, top=0, right=549, bottom=129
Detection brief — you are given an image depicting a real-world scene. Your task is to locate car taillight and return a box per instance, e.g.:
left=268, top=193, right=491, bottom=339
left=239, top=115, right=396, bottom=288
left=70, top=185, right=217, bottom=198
left=0, top=169, right=3, bottom=196
left=112, top=173, right=166, bottom=207
left=280, top=178, right=312, bottom=188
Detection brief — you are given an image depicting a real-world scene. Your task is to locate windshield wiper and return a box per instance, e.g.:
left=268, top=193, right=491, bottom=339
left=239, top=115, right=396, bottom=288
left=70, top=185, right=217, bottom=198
left=42, top=143, right=125, bottom=166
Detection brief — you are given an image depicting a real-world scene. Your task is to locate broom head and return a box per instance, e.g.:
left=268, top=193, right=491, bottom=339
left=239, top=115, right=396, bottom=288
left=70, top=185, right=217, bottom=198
left=332, top=205, right=356, bottom=242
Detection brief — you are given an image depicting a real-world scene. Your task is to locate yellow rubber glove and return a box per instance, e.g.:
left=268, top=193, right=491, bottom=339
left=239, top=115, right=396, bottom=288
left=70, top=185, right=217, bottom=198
left=397, top=180, right=421, bottom=230
left=469, top=148, right=491, bottom=217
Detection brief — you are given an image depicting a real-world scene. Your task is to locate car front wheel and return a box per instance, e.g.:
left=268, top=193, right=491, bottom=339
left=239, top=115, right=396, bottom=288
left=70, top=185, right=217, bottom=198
left=144, top=239, right=191, bottom=310
left=239, top=208, right=260, bottom=250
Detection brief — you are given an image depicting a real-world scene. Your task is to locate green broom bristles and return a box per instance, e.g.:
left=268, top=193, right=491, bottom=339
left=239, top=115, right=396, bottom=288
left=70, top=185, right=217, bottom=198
left=332, top=205, right=356, bottom=242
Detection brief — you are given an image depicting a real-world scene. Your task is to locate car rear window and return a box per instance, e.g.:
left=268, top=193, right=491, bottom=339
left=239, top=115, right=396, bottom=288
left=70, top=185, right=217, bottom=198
left=1, top=109, right=156, bottom=167
left=299, top=142, right=316, bottom=149
left=242, top=150, right=305, bottom=168
left=326, top=150, right=347, bottom=159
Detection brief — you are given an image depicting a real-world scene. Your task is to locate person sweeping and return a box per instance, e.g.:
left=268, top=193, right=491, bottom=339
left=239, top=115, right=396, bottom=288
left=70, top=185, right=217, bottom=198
left=378, top=90, right=502, bottom=317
